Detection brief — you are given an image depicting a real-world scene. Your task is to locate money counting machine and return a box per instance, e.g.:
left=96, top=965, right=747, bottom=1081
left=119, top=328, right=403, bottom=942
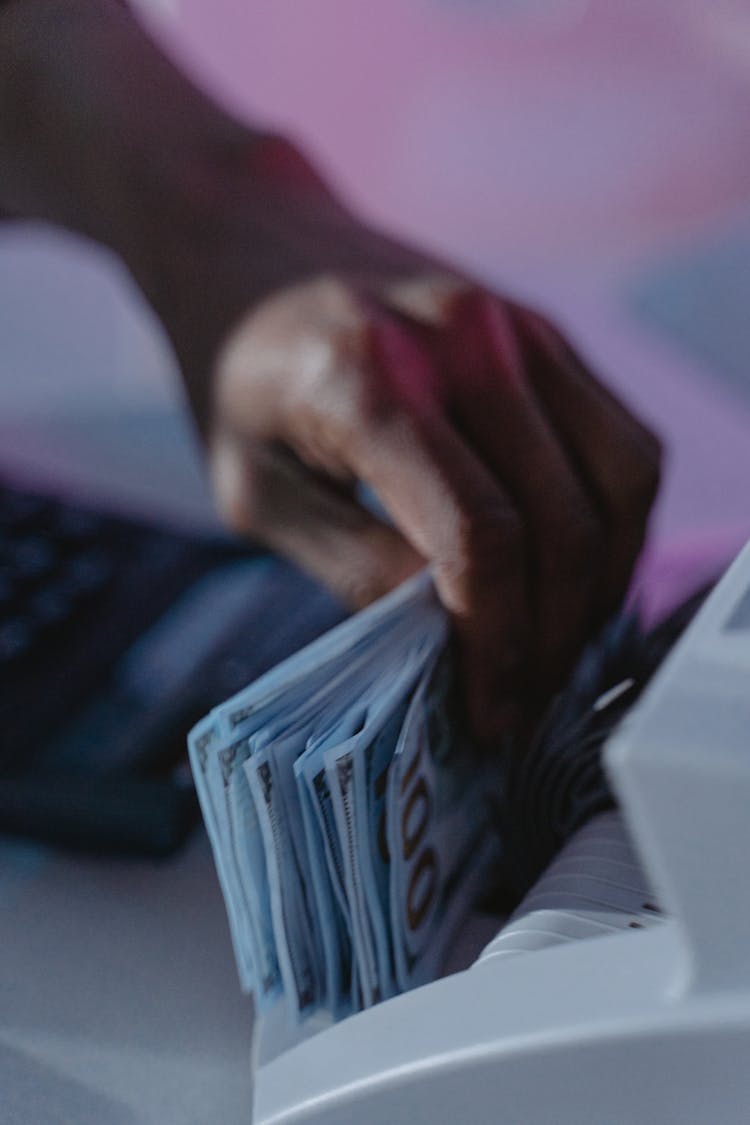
left=252, top=540, right=750, bottom=1124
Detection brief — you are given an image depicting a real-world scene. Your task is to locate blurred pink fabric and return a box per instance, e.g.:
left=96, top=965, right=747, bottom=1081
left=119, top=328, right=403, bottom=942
left=137, top=0, right=750, bottom=269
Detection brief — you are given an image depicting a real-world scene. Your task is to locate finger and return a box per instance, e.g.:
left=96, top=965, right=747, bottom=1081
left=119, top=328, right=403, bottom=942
left=511, top=306, right=662, bottom=614
left=334, top=312, right=532, bottom=742
left=209, top=431, right=424, bottom=608
left=439, top=291, right=605, bottom=691
left=385, top=281, right=660, bottom=619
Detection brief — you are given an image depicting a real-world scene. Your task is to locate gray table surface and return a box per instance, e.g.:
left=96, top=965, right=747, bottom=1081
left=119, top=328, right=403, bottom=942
left=0, top=832, right=254, bottom=1125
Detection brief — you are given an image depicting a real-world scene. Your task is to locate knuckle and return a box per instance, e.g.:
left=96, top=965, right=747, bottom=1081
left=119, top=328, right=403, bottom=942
left=307, top=273, right=363, bottom=320
left=641, top=427, right=665, bottom=482
left=446, top=281, right=490, bottom=319
left=627, top=411, right=664, bottom=475
left=439, top=504, right=524, bottom=609
left=509, top=300, right=558, bottom=343
left=336, top=340, right=428, bottom=447
left=336, top=566, right=393, bottom=610
left=619, top=447, right=663, bottom=515
left=313, top=328, right=370, bottom=407
left=387, top=273, right=469, bottom=324
left=599, top=425, right=663, bottom=523
left=283, top=315, right=374, bottom=455
left=214, top=478, right=256, bottom=538
left=209, top=440, right=262, bottom=539
left=544, top=504, right=601, bottom=581
left=318, top=329, right=372, bottom=398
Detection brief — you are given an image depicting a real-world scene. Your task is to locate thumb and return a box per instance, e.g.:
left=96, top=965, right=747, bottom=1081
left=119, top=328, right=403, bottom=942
left=210, top=433, right=424, bottom=608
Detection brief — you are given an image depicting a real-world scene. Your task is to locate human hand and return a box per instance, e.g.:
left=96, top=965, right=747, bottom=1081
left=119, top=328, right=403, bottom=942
left=171, top=151, right=660, bottom=743
left=132, top=131, right=661, bottom=745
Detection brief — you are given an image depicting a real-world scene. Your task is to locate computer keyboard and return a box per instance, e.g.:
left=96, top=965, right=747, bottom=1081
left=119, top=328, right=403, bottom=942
left=0, top=478, right=228, bottom=768
left=0, top=477, right=346, bottom=854
left=1, top=483, right=132, bottom=664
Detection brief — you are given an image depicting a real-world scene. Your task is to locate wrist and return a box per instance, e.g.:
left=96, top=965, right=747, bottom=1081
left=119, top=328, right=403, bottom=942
left=131, top=126, right=351, bottom=426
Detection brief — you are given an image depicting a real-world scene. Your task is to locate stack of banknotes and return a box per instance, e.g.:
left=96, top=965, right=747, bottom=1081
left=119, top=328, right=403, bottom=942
left=188, top=572, right=499, bottom=1022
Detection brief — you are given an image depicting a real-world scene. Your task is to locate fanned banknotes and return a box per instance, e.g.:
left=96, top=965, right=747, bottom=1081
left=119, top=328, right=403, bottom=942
left=188, top=558, right=689, bottom=1023
left=188, top=571, right=499, bottom=1022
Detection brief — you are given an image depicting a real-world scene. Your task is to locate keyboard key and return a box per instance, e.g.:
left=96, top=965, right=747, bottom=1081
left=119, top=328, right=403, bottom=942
left=63, top=551, right=114, bottom=597
left=0, top=618, right=34, bottom=662
left=0, top=563, right=17, bottom=589
left=13, top=538, right=57, bottom=581
left=0, top=573, right=15, bottom=611
left=30, top=587, right=74, bottom=628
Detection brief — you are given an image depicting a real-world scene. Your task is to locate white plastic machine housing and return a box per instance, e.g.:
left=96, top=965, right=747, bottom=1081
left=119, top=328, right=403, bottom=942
left=254, top=541, right=750, bottom=1125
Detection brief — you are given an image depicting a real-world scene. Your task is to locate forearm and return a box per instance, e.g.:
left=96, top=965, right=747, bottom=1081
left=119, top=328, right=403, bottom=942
left=0, top=0, right=366, bottom=421
left=0, top=0, right=425, bottom=428
left=0, top=0, right=271, bottom=269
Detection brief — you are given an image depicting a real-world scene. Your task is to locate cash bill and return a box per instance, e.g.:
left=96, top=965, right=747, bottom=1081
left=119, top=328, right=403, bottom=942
left=387, top=650, right=499, bottom=993
left=188, top=570, right=498, bottom=1022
